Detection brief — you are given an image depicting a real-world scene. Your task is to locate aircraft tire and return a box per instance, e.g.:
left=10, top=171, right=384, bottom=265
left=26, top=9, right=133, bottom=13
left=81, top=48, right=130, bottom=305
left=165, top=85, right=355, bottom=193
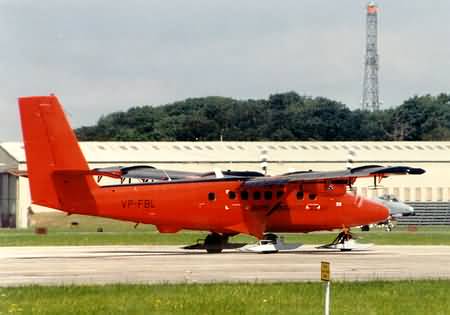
left=205, top=233, right=223, bottom=254
left=263, top=233, right=278, bottom=242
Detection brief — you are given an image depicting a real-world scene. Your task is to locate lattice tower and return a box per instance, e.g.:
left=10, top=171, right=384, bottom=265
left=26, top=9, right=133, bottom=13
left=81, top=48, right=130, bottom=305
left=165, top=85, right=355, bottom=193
left=362, top=1, right=380, bottom=111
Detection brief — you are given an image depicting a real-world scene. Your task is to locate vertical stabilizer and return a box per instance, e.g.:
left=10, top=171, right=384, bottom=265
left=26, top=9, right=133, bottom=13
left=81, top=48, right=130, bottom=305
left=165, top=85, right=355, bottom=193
left=18, top=95, right=97, bottom=212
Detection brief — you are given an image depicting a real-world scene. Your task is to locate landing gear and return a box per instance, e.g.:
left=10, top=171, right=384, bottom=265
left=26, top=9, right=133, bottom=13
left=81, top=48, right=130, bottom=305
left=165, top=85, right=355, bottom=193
left=318, top=227, right=373, bottom=251
left=331, top=229, right=354, bottom=251
left=318, top=228, right=355, bottom=251
left=204, top=233, right=228, bottom=253
left=239, top=233, right=302, bottom=253
left=183, top=233, right=246, bottom=253
left=384, top=219, right=394, bottom=232
left=263, top=233, right=279, bottom=243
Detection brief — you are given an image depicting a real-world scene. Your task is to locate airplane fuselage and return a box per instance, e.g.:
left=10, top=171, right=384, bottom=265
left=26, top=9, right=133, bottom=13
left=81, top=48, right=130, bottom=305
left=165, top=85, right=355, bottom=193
left=53, top=177, right=388, bottom=238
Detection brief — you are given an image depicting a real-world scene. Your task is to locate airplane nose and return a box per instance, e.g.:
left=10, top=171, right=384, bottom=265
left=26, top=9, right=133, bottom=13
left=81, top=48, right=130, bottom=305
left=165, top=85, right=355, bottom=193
left=374, top=202, right=390, bottom=222
left=404, top=205, right=416, bottom=216
left=354, top=197, right=390, bottom=225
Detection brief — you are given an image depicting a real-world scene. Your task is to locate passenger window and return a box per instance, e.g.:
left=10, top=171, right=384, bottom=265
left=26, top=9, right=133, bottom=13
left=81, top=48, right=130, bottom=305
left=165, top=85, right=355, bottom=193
left=228, top=191, right=236, bottom=200
left=253, top=191, right=261, bottom=200
left=296, top=191, right=304, bottom=200
left=308, top=193, right=317, bottom=201
left=264, top=191, right=273, bottom=200
left=208, top=192, right=216, bottom=201
left=276, top=191, right=284, bottom=199
left=240, top=191, right=249, bottom=200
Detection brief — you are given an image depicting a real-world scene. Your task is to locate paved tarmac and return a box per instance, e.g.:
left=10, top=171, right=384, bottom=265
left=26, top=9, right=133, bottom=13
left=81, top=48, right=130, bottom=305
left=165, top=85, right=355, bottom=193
left=1, top=245, right=449, bottom=286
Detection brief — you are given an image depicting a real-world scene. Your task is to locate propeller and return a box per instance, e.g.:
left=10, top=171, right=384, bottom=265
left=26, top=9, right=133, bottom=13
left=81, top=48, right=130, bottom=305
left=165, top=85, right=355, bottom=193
left=260, top=150, right=268, bottom=175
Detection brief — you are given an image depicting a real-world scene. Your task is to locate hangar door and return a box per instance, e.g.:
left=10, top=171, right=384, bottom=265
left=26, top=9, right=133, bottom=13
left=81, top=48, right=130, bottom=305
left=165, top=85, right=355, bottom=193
left=0, top=173, right=16, bottom=228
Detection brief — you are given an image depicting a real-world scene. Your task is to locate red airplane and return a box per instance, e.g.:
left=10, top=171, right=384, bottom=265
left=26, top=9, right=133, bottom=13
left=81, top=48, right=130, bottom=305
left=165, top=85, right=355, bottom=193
left=18, top=95, right=425, bottom=253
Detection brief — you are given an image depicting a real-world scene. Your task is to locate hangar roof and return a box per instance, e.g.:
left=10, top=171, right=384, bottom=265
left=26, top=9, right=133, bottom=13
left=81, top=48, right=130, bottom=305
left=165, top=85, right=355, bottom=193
left=1, top=141, right=450, bottom=164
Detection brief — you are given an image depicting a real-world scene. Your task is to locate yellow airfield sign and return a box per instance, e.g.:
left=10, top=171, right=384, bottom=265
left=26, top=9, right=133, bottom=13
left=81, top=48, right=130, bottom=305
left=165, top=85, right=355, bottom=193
left=321, top=261, right=330, bottom=281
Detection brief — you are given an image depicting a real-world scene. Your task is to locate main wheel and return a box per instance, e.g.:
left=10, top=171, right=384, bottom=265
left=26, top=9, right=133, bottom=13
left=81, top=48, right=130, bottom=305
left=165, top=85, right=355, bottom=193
left=263, top=233, right=278, bottom=243
left=204, top=233, right=223, bottom=253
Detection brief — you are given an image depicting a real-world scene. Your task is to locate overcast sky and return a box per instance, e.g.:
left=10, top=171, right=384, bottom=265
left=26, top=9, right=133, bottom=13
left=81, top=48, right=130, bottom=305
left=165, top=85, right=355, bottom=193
left=1, top=0, right=449, bottom=140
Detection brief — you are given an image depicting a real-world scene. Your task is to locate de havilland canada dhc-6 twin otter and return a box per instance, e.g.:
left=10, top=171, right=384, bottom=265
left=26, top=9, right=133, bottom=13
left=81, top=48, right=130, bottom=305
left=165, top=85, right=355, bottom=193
left=18, top=95, right=425, bottom=253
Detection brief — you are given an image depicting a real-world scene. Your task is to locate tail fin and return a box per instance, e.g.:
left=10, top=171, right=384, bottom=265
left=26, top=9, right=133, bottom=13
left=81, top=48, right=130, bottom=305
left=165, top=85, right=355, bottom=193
left=18, top=95, right=97, bottom=213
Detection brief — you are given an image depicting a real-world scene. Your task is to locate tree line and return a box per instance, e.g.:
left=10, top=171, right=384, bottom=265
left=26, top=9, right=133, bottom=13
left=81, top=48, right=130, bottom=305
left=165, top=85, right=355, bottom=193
left=75, top=92, right=450, bottom=141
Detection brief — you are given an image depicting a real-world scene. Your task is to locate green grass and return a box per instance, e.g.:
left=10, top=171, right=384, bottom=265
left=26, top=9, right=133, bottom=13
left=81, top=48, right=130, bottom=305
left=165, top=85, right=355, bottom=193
left=1, top=212, right=449, bottom=246
left=1, top=281, right=450, bottom=315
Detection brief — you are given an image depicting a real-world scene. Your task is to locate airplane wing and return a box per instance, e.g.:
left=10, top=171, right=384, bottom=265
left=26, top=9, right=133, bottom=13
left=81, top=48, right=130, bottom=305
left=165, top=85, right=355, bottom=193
left=10, top=163, right=425, bottom=187
left=92, top=165, right=203, bottom=181
left=92, top=166, right=264, bottom=182
left=243, top=165, right=425, bottom=188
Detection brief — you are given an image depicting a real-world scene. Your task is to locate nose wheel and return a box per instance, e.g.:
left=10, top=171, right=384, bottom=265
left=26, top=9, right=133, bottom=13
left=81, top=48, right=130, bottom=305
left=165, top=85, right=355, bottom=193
left=318, top=228, right=356, bottom=251
left=333, top=229, right=354, bottom=245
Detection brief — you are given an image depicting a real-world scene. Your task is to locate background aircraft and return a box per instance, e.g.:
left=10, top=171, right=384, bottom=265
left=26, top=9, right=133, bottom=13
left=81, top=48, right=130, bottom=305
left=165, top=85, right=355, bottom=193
left=18, top=95, right=425, bottom=253
left=360, top=195, right=415, bottom=232
left=375, top=194, right=415, bottom=218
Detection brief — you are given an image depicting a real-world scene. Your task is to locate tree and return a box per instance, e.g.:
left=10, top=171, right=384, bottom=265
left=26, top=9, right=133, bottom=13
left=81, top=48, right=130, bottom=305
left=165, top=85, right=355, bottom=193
left=75, top=92, right=450, bottom=142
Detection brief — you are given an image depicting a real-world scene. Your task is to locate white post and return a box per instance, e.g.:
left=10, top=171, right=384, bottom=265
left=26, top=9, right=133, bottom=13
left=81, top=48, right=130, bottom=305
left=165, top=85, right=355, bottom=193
left=321, top=261, right=331, bottom=315
left=324, top=281, right=330, bottom=315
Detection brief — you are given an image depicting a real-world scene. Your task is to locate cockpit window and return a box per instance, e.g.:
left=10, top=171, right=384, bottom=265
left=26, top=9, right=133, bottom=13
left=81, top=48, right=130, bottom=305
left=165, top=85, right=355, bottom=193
left=380, top=194, right=400, bottom=202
